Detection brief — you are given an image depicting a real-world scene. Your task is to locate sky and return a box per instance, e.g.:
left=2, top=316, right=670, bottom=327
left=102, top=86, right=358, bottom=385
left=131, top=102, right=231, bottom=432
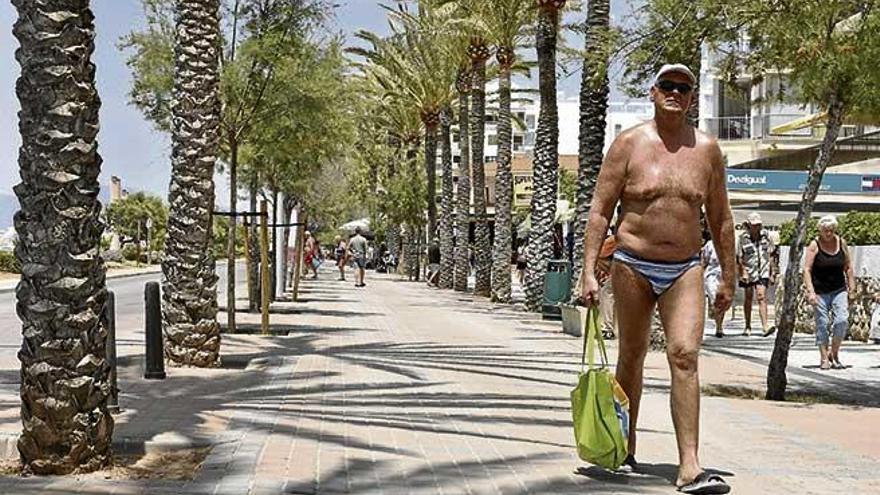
left=0, top=0, right=634, bottom=228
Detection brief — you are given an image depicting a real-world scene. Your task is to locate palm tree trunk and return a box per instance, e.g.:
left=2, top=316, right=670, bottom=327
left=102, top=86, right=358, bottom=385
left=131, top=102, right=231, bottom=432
left=454, top=71, right=472, bottom=292
left=162, top=0, right=222, bottom=367
left=767, top=94, right=845, bottom=401
left=12, top=0, right=113, bottom=474
left=525, top=4, right=562, bottom=312
left=491, top=56, right=515, bottom=303
left=424, top=121, right=438, bottom=238
left=470, top=54, right=491, bottom=297
left=439, top=107, right=455, bottom=289
left=572, top=0, right=610, bottom=288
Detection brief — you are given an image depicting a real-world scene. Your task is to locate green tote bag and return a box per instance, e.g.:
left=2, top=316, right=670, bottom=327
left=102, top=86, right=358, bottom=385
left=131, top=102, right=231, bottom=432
left=570, top=305, right=630, bottom=470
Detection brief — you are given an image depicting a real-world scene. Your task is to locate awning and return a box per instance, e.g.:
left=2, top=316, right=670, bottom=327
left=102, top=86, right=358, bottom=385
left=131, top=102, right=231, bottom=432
left=770, top=111, right=879, bottom=134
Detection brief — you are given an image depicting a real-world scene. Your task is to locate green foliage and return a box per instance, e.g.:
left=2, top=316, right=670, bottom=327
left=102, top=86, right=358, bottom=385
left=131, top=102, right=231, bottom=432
left=558, top=167, right=576, bottom=203
left=779, top=212, right=880, bottom=245
left=105, top=192, right=168, bottom=251
left=0, top=251, right=20, bottom=274
left=211, top=216, right=246, bottom=259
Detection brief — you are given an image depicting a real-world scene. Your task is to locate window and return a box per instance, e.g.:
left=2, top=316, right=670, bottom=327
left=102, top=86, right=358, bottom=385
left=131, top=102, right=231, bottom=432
left=526, top=115, right=536, bottom=129
left=453, top=155, right=461, bottom=164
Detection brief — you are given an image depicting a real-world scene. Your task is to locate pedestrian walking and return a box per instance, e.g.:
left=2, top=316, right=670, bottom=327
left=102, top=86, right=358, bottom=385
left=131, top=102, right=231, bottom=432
left=516, top=240, right=527, bottom=285
left=304, top=231, right=319, bottom=279
left=579, top=63, right=734, bottom=494
left=348, top=226, right=369, bottom=288
left=736, top=213, right=776, bottom=337
left=804, top=215, right=855, bottom=370
left=334, top=235, right=347, bottom=281
left=597, top=233, right=617, bottom=339
left=702, top=236, right=725, bottom=337
left=426, top=238, right=441, bottom=287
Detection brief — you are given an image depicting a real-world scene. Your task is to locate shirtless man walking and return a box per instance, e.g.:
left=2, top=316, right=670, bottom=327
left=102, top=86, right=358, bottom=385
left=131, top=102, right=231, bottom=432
left=580, top=64, right=736, bottom=494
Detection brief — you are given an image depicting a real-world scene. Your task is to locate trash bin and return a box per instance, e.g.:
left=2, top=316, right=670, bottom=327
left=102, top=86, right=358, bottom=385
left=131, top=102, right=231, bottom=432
left=542, top=259, right=571, bottom=320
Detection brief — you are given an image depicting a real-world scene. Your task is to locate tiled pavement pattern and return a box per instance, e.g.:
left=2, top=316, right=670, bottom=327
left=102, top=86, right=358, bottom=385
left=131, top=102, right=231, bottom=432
left=1, top=266, right=879, bottom=494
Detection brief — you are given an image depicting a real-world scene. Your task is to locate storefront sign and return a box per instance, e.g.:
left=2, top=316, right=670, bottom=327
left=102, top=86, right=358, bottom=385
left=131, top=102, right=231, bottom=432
left=726, top=169, right=880, bottom=194
left=513, top=174, right=533, bottom=206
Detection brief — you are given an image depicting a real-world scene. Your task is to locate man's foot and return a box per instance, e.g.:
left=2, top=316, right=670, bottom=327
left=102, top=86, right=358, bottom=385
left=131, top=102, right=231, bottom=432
left=617, top=454, right=638, bottom=473
left=820, top=360, right=831, bottom=370
left=742, top=327, right=751, bottom=337
left=831, top=358, right=845, bottom=369
left=762, top=325, right=776, bottom=337
left=676, top=471, right=730, bottom=494
left=714, top=331, right=724, bottom=338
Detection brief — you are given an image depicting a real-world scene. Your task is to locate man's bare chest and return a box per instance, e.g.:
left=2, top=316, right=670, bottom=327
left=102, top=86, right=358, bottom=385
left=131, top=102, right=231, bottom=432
left=622, top=153, right=711, bottom=204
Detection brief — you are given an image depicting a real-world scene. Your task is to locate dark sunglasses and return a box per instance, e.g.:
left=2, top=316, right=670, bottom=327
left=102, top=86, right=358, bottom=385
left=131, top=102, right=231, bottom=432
left=656, top=79, right=693, bottom=94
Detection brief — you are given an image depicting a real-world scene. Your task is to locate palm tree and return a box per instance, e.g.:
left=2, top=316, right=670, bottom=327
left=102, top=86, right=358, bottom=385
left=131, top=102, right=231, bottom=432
left=525, top=0, right=566, bottom=312
left=439, top=106, right=456, bottom=289
left=162, top=0, right=222, bottom=367
left=468, top=35, right=493, bottom=297
left=481, top=0, right=537, bottom=303
left=571, top=0, right=610, bottom=287
left=454, top=67, right=473, bottom=292
left=12, top=0, right=114, bottom=474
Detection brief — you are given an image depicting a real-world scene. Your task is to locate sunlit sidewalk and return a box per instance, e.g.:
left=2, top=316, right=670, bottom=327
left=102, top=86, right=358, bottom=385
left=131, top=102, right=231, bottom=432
left=1, top=265, right=879, bottom=494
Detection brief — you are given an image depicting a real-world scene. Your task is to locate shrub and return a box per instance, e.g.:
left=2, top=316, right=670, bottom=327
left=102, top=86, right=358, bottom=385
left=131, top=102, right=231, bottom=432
left=779, top=212, right=880, bottom=245
left=0, top=251, right=20, bottom=274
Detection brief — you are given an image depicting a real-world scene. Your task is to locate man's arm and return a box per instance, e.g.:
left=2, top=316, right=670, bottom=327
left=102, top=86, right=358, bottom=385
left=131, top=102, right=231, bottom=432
left=703, top=140, right=735, bottom=309
left=581, top=132, right=630, bottom=276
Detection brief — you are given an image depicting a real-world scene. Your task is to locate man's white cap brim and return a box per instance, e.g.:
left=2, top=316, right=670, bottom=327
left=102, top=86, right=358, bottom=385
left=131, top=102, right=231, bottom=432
left=654, top=63, right=697, bottom=86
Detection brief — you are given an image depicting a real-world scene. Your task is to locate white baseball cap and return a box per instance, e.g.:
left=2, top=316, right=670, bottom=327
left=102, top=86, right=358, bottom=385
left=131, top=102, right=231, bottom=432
left=654, top=63, right=697, bottom=86
left=746, top=212, right=763, bottom=225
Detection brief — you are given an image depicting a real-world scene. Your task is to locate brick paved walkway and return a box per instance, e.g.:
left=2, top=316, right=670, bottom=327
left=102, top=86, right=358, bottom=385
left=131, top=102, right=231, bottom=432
left=1, top=266, right=879, bottom=494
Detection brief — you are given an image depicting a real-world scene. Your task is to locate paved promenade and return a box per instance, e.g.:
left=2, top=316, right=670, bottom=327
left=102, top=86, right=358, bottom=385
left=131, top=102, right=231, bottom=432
left=1, top=265, right=879, bottom=494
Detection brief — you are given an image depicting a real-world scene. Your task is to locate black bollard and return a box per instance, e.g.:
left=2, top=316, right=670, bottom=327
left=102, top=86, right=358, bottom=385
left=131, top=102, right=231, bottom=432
left=144, top=282, right=166, bottom=379
left=105, top=290, right=120, bottom=413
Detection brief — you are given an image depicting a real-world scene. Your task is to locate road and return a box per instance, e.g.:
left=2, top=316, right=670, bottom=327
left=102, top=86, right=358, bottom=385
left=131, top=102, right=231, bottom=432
left=0, top=262, right=248, bottom=373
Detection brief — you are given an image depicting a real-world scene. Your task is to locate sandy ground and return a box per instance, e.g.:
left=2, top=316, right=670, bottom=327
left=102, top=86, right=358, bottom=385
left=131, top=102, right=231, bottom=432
left=0, top=447, right=210, bottom=480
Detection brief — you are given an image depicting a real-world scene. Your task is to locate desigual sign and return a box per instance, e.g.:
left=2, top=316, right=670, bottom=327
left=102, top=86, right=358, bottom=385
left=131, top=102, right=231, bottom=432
left=726, top=169, right=880, bottom=193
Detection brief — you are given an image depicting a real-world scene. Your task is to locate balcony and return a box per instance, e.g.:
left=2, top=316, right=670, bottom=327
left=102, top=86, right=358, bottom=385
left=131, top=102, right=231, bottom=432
left=705, top=116, right=751, bottom=140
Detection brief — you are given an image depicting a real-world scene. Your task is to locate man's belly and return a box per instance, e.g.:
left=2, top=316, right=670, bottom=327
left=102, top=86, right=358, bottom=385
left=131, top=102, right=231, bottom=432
left=615, top=203, right=703, bottom=262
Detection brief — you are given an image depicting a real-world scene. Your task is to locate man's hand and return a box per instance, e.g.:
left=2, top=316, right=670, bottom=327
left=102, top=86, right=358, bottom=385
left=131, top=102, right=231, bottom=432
left=807, top=291, right=817, bottom=306
left=579, top=273, right=600, bottom=307
left=714, top=284, right=733, bottom=315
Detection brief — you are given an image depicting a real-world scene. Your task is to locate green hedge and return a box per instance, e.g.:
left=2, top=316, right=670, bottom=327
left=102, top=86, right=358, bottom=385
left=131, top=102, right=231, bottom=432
left=779, top=212, right=880, bottom=245
left=0, top=251, right=20, bottom=274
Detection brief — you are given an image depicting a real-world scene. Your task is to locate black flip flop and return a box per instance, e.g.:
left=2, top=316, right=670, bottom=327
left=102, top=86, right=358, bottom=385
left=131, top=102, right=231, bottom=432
left=677, top=471, right=731, bottom=494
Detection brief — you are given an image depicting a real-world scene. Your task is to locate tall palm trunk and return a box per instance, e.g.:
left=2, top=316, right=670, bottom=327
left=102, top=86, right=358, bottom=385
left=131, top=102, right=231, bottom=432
left=767, top=94, right=845, bottom=400
left=439, top=108, right=455, bottom=289
left=572, top=0, right=610, bottom=288
left=12, top=0, right=113, bottom=474
left=162, top=0, right=222, bottom=367
left=424, top=119, right=439, bottom=238
left=525, top=3, right=563, bottom=312
left=491, top=50, right=515, bottom=303
left=454, top=70, right=472, bottom=292
left=470, top=45, right=491, bottom=297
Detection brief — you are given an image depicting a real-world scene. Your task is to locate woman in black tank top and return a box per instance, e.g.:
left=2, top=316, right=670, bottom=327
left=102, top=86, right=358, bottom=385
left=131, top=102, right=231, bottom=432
left=803, top=216, right=855, bottom=370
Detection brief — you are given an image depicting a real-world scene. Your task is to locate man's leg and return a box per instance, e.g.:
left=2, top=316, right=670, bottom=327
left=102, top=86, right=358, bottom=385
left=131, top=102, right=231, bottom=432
left=756, top=284, right=769, bottom=332
left=359, top=266, right=365, bottom=286
left=610, top=262, right=655, bottom=457
left=657, top=266, right=705, bottom=487
left=742, top=286, right=753, bottom=335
